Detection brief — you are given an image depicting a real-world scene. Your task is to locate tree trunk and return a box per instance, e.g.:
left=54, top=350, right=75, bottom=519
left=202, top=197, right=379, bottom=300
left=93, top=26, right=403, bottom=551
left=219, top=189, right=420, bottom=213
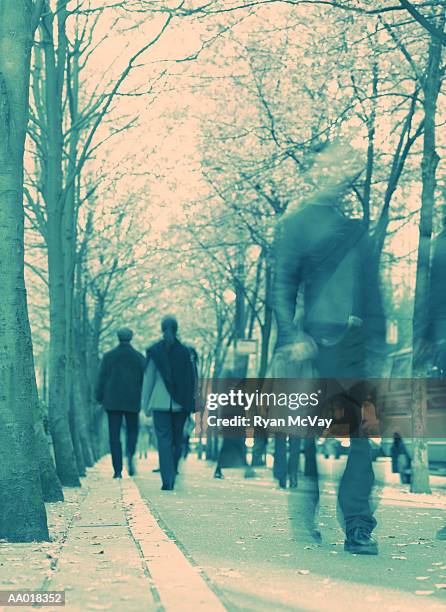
left=47, top=257, right=80, bottom=485
left=41, top=5, right=80, bottom=486
left=411, top=19, right=444, bottom=493
left=69, top=399, right=86, bottom=477
left=410, top=380, right=431, bottom=493
left=259, top=259, right=273, bottom=378
left=35, top=410, right=64, bottom=502
left=0, top=0, right=49, bottom=541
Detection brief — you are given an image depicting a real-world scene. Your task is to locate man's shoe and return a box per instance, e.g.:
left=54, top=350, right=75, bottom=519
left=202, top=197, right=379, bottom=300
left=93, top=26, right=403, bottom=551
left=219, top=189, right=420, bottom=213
left=436, top=525, right=446, bottom=540
left=161, top=484, right=174, bottom=491
left=128, top=456, right=135, bottom=476
left=310, top=529, right=322, bottom=543
left=152, top=468, right=160, bottom=473
left=214, top=468, right=224, bottom=479
left=344, top=528, right=378, bottom=555
left=278, top=478, right=287, bottom=489
left=113, top=472, right=122, bottom=479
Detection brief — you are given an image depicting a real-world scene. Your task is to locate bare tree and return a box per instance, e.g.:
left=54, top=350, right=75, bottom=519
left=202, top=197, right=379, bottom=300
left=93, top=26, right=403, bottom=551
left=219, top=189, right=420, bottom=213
left=0, top=0, right=50, bottom=541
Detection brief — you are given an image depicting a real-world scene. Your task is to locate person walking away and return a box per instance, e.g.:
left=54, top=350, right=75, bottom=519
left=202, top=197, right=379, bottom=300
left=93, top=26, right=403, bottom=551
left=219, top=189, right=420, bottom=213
left=182, top=414, right=195, bottom=459
left=96, top=328, right=145, bottom=478
left=141, top=316, right=196, bottom=491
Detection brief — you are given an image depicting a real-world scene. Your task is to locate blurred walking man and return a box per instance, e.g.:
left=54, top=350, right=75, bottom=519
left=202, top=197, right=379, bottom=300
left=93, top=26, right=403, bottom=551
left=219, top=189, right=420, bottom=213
left=426, top=209, right=446, bottom=541
left=96, top=328, right=145, bottom=478
left=273, top=142, right=385, bottom=555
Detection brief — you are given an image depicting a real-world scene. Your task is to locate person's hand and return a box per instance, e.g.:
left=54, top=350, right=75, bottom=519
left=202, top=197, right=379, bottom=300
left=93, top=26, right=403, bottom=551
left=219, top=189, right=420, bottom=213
left=361, top=400, right=380, bottom=436
left=276, top=335, right=318, bottom=362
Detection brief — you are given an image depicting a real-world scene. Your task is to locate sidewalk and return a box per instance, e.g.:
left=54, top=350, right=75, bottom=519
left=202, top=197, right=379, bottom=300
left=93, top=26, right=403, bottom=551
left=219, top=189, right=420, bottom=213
left=0, top=460, right=224, bottom=612
left=2, top=454, right=445, bottom=612
left=135, top=454, right=446, bottom=612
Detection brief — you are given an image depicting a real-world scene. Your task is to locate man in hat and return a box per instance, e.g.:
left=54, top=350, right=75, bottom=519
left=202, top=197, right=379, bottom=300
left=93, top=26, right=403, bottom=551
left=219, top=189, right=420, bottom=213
left=96, top=328, right=145, bottom=478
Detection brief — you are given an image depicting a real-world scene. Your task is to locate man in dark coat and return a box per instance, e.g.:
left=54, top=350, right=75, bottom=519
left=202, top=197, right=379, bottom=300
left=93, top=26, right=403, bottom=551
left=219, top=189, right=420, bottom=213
left=96, top=328, right=145, bottom=478
left=141, top=316, right=197, bottom=490
left=273, top=179, right=385, bottom=554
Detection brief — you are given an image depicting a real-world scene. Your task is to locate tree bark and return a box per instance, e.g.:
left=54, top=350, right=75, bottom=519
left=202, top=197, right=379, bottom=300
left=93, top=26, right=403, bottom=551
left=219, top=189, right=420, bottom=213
left=0, top=0, right=49, bottom=541
left=411, top=16, right=444, bottom=493
left=40, top=3, right=80, bottom=486
left=35, top=399, right=64, bottom=502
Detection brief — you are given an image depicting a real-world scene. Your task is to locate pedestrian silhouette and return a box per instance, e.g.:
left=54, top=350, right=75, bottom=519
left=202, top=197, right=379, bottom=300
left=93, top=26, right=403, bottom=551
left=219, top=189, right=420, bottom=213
left=96, top=328, right=145, bottom=478
left=141, top=316, right=197, bottom=491
left=273, top=142, right=386, bottom=554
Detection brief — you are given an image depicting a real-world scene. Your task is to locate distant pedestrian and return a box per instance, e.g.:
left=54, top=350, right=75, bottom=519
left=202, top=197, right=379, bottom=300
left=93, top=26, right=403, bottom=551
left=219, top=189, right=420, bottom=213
left=96, top=328, right=145, bottom=478
left=137, top=412, right=154, bottom=460
left=212, top=370, right=247, bottom=480
left=141, top=316, right=197, bottom=491
left=390, top=432, right=411, bottom=485
left=182, top=415, right=195, bottom=459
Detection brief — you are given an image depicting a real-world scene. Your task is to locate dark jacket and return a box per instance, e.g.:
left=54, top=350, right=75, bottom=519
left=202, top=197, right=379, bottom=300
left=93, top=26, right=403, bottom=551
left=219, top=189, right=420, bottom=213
left=146, top=339, right=197, bottom=412
left=273, top=201, right=385, bottom=352
left=95, top=342, right=145, bottom=412
left=427, top=228, right=446, bottom=346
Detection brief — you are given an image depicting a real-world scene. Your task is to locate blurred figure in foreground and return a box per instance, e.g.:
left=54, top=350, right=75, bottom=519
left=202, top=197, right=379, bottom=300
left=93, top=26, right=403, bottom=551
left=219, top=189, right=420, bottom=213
left=96, top=328, right=145, bottom=478
left=426, top=209, right=446, bottom=541
left=141, top=316, right=197, bottom=491
left=269, top=295, right=317, bottom=489
left=427, top=208, right=446, bottom=376
left=273, top=142, right=385, bottom=555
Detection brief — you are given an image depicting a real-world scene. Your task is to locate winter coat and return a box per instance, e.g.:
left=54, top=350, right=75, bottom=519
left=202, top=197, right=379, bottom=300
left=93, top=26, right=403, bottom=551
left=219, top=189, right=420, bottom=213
left=95, top=341, right=145, bottom=413
left=142, top=339, right=197, bottom=414
left=273, top=200, right=386, bottom=353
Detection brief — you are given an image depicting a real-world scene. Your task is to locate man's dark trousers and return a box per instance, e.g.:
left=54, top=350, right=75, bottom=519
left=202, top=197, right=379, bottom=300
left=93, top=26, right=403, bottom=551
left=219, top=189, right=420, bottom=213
left=107, top=411, right=139, bottom=476
left=273, top=435, right=301, bottom=483
left=316, top=327, right=376, bottom=534
left=153, top=411, right=187, bottom=489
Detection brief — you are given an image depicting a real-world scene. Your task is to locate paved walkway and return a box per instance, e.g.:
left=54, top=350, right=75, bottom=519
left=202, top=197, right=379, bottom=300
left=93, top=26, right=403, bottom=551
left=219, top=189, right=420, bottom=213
left=0, top=460, right=223, bottom=612
left=1, top=454, right=445, bottom=612
left=136, top=454, right=446, bottom=612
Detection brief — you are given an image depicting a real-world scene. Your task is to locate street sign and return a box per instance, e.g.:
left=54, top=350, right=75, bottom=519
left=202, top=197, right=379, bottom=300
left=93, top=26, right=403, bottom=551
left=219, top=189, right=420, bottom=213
left=386, top=320, right=398, bottom=345
left=236, top=339, right=258, bottom=355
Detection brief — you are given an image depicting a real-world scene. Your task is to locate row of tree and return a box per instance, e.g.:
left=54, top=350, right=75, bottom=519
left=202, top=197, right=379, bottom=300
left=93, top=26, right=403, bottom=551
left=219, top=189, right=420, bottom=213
left=1, top=0, right=445, bottom=541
